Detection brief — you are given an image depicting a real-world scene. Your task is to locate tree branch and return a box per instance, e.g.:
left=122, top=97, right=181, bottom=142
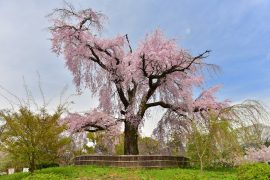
left=125, top=34, right=132, bottom=53
left=180, top=50, right=210, bottom=71
left=146, top=101, right=173, bottom=109
left=86, top=45, right=108, bottom=70
left=140, top=54, right=149, bottom=77
left=87, top=45, right=129, bottom=109
left=94, top=44, right=120, bottom=65
left=149, top=50, right=211, bottom=79
left=137, top=79, right=161, bottom=117
left=115, top=84, right=129, bottom=109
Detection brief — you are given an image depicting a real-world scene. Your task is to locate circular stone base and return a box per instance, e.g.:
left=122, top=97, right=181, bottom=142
left=74, top=155, right=189, bottom=168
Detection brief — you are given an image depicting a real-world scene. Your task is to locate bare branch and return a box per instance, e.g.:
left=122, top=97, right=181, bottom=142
left=0, top=85, right=22, bottom=107
left=182, top=50, right=211, bottom=71
left=125, top=34, right=132, bottom=53
left=37, top=72, right=46, bottom=108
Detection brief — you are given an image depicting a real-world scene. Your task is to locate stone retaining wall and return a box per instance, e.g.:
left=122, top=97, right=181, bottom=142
left=74, top=155, right=189, bottom=168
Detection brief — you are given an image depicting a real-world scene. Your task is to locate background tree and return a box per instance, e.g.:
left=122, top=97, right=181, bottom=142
left=115, top=134, right=125, bottom=155
left=225, top=100, right=269, bottom=148
left=0, top=124, right=4, bottom=137
left=187, top=114, right=242, bottom=170
left=138, top=136, right=161, bottom=155
left=0, top=106, right=69, bottom=172
left=49, top=3, right=225, bottom=155
left=85, top=131, right=118, bottom=155
left=154, top=100, right=269, bottom=170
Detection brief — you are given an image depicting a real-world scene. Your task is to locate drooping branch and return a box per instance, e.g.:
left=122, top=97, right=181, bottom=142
left=88, top=42, right=129, bottom=109
left=49, top=2, right=105, bottom=31
left=65, top=110, right=121, bottom=135
left=81, top=124, right=106, bottom=132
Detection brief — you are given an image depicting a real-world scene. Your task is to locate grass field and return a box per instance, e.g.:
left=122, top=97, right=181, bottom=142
left=0, top=166, right=237, bottom=180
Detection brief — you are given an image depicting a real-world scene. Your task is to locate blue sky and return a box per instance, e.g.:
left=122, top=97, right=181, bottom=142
left=0, top=0, right=269, bottom=135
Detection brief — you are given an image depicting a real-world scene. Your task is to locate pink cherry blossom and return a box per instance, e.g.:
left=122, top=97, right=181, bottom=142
left=235, top=146, right=270, bottom=165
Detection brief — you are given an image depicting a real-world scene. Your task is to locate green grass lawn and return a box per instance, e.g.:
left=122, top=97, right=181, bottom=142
left=0, top=166, right=237, bottom=180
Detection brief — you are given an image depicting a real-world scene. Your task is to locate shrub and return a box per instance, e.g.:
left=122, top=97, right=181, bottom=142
left=0, top=106, right=69, bottom=172
left=36, top=163, right=59, bottom=169
left=237, top=163, right=270, bottom=180
left=22, top=173, right=66, bottom=180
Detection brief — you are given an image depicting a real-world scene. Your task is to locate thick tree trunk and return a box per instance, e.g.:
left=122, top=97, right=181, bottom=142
left=124, top=121, right=139, bottom=155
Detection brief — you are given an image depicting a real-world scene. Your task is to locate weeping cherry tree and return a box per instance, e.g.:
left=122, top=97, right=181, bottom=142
left=49, top=4, right=225, bottom=155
